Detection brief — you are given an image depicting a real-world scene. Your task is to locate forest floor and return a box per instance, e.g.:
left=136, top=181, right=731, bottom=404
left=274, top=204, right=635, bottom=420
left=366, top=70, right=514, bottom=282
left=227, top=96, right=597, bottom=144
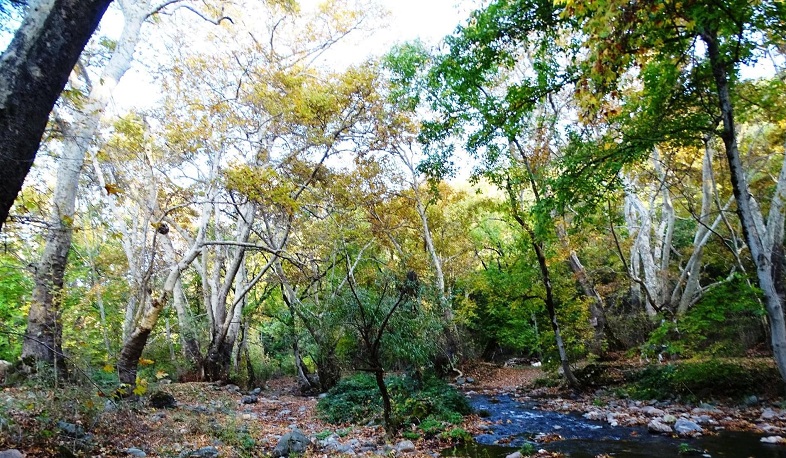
left=1, top=360, right=785, bottom=457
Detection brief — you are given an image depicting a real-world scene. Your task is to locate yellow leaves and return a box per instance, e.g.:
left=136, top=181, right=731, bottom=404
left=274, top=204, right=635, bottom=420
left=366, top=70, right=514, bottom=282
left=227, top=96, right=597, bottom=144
left=133, top=377, right=148, bottom=396
left=104, top=183, right=123, bottom=196
left=155, top=370, right=169, bottom=380
left=138, top=358, right=155, bottom=366
left=103, top=364, right=114, bottom=373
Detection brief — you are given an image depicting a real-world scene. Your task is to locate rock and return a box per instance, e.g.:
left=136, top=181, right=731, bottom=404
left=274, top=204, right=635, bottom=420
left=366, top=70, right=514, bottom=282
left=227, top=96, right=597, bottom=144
left=57, top=421, right=86, bottom=438
left=583, top=410, right=605, bottom=421
left=179, top=446, right=219, bottom=458
left=505, top=452, right=523, bottom=458
left=240, top=395, right=258, bottom=404
left=273, top=430, right=310, bottom=457
left=466, top=377, right=475, bottom=384
left=149, top=391, right=177, bottom=409
left=761, top=408, right=778, bottom=420
left=225, top=384, right=241, bottom=393
left=395, top=440, right=416, bottom=453
left=745, top=395, right=759, bottom=406
left=249, top=388, right=262, bottom=396
left=0, top=360, right=12, bottom=381
left=0, top=450, right=23, bottom=458
left=674, top=418, right=703, bottom=436
left=455, top=377, right=466, bottom=385
left=125, top=447, right=147, bottom=457
left=662, top=414, right=677, bottom=424
left=647, top=420, right=673, bottom=434
left=641, top=406, right=665, bottom=416
left=761, top=436, right=786, bottom=444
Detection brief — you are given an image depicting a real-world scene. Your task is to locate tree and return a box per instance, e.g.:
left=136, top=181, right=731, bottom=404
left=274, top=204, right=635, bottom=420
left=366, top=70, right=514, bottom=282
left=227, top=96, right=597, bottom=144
left=0, top=0, right=113, bottom=231
left=21, top=0, right=157, bottom=373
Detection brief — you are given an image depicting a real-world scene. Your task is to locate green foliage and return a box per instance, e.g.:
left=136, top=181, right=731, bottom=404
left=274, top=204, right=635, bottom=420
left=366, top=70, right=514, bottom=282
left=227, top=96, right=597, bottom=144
left=0, top=254, right=31, bottom=361
left=646, top=275, right=765, bottom=357
left=626, top=359, right=782, bottom=401
left=316, top=373, right=470, bottom=427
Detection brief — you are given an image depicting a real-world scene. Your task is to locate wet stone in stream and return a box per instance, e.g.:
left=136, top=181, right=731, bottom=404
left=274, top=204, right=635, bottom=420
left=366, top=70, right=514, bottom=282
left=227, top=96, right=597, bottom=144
left=443, top=394, right=786, bottom=458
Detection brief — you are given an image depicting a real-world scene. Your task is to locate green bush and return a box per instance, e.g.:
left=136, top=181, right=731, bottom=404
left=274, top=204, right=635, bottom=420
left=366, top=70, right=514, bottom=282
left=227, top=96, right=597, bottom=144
left=645, top=275, right=765, bottom=358
left=626, top=359, right=781, bottom=401
left=316, top=373, right=381, bottom=424
left=316, top=373, right=471, bottom=426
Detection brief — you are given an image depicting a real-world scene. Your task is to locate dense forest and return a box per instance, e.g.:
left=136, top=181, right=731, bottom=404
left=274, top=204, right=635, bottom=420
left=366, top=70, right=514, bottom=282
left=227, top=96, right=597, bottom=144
left=2, top=0, right=786, bottom=456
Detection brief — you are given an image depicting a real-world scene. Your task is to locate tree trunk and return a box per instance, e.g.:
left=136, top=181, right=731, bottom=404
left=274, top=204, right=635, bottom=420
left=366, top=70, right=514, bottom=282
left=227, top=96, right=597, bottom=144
left=117, top=297, right=164, bottom=385
left=374, top=366, right=396, bottom=437
left=0, top=0, right=112, bottom=230
left=21, top=0, right=147, bottom=370
left=702, top=28, right=786, bottom=384
left=555, top=221, right=607, bottom=355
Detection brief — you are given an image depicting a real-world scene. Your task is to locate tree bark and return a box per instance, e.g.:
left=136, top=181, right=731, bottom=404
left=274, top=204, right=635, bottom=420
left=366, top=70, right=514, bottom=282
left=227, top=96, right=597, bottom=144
left=21, top=0, right=148, bottom=370
left=0, top=0, right=112, bottom=230
left=701, top=28, right=786, bottom=384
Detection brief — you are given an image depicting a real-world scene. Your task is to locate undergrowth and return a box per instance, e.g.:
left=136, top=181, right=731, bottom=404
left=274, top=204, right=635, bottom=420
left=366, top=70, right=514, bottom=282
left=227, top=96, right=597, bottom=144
left=316, top=373, right=471, bottom=435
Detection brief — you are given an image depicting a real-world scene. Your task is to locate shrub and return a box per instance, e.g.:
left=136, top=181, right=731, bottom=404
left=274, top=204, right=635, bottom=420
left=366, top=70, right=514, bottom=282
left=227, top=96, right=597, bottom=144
left=316, top=373, right=471, bottom=427
left=626, top=359, right=782, bottom=401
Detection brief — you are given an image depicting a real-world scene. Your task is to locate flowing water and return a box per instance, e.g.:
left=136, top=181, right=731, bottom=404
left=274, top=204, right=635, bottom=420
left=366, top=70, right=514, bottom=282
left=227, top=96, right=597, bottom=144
left=443, top=394, right=786, bottom=458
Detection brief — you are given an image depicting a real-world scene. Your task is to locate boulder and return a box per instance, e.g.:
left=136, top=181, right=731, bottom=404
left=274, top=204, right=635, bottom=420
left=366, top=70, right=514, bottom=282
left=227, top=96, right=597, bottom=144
left=240, top=395, right=258, bottom=404
left=179, top=446, right=219, bottom=458
left=149, top=391, right=177, bottom=409
left=674, top=418, right=703, bottom=437
left=761, top=408, right=778, bottom=421
left=0, top=450, right=24, bottom=458
left=273, top=430, right=310, bottom=457
left=583, top=410, right=605, bottom=421
left=125, top=447, right=147, bottom=457
left=761, top=436, right=786, bottom=444
left=57, top=421, right=86, bottom=438
left=505, top=452, right=523, bottom=458
left=647, top=420, right=673, bottom=435
left=395, top=440, right=416, bottom=453
left=641, top=406, right=665, bottom=416
left=0, top=360, right=12, bottom=382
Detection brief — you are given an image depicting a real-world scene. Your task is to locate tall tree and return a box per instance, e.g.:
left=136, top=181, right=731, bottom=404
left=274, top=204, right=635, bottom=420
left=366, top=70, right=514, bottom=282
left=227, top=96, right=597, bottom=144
left=21, top=0, right=156, bottom=372
left=0, top=0, right=112, bottom=231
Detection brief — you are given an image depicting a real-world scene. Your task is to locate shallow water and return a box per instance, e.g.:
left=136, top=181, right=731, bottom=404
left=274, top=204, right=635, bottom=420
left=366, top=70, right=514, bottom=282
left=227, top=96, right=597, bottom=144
left=442, top=394, right=786, bottom=458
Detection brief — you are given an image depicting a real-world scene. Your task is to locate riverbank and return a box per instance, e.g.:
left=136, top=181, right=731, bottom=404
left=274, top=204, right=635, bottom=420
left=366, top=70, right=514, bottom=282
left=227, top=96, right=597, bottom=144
left=1, top=359, right=784, bottom=457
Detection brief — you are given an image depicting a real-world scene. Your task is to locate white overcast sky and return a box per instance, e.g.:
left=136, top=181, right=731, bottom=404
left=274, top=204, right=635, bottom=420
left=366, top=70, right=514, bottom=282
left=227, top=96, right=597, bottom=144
left=104, top=0, right=475, bottom=112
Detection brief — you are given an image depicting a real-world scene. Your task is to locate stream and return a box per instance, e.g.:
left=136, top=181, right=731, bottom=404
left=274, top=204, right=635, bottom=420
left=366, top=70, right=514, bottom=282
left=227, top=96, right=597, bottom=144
left=443, top=394, right=786, bottom=458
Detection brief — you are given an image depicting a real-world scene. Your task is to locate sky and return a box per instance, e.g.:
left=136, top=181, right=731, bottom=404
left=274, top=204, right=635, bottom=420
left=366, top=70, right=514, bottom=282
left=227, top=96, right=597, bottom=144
left=104, top=0, right=475, bottom=113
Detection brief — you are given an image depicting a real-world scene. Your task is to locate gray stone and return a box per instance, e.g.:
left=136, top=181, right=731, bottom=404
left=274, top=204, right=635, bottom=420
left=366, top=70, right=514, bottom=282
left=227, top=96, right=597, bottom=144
left=761, top=436, right=786, bottom=444
left=125, top=447, right=147, bottom=457
left=505, top=452, right=523, bottom=458
left=225, top=384, right=241, bottom=393
left=273, top=430, right=310, bottom=457
left=149, top=391, right=176, bottom=409
left=466, top=377, right=475, bottom=384
left=179, top=446, right=219, bottom=458
left=58, top=421, right=86, bottom=438
left=647, top=420, right=673, bottom=435
left=249, top=388, right=262, bottom=396
left=745, top=395, right=760, bottom=406
left=641, top=406, right=665, bottom=416
left=761, top=408, right=778, bottom=420
left=662, top=414, right=677, bottom=424
left=583, top=410, right=605, bottom=421
left=674, top=418, right=704, bottom=436
left=0, top=450, right=23, bottom=458
left=395, top=440, right=416, bottom=453
left=240, top=395, right=258, bottom=404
